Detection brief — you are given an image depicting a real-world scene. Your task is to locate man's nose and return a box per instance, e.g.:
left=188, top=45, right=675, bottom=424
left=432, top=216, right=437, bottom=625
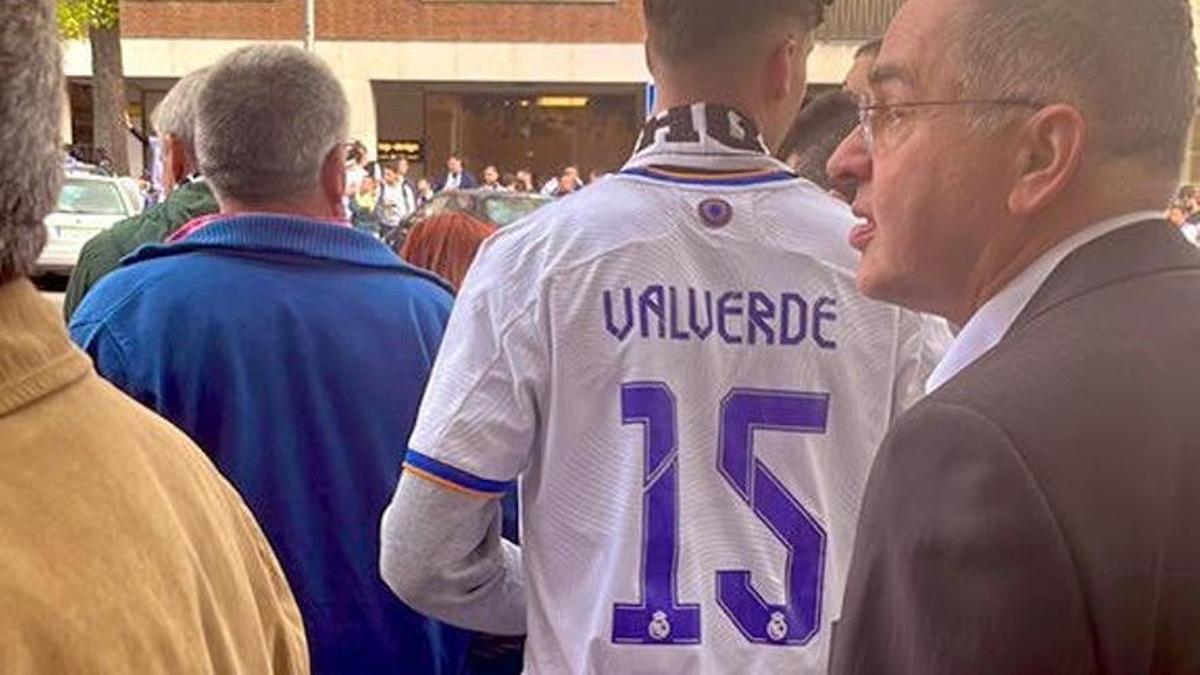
left=827, top=126, right=871, bottom=193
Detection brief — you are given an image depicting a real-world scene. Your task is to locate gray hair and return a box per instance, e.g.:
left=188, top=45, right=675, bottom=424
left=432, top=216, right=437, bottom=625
left=956, top=0, right=1197, bottom=173
left=151, top=67, right=210, bottom=160
left=196, top=45, right=348, bottom=203
left=0, top=0, right=60, bottom=283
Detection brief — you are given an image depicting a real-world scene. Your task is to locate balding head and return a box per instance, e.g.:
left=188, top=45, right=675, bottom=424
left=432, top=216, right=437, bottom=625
left=0, top=0, right=61, bottom=283
left=955, top=0, right=1196, bottom=174
left=826, top=0, right=1198, bottom=323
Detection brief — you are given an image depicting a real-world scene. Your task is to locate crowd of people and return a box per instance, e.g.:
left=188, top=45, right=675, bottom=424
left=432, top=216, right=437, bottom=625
left=1168, top=185, right=1200, bottom=245
left=2, top=0, right=1199, bottom=673
left=341, top=140, right=601, bottom=237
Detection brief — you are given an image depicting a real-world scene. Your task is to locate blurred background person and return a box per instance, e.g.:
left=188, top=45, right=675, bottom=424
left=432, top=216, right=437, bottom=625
left=1182, top=198, right=1200, bottom=246
left=70, top=44, right=474, bottom=674
left=63, top=67, right=218, bottom=320
left=416, top=176, right=436, bottom=206
left=501, top=171, right=519, bottom=191
left=480, top=164, right=506, bottom=191
left=437, top=153, right=477, bottom=191
left=539, top=165, right=579, bottom=196
left=776, top=89, right=861, bottom=201
left=400, top=212, right=496, bottom=292
left=377, top=157, right=417, bottom=234
left=555, top=169, right=582, bottom=196
left=1168, top=200, right=1189, bottom=227
left=137, top=170, right=160, bottom=210
left=350, top=173, right=381, bottom=234
left=1177, top=184, right=1198, bottom=214
left=0, top=2, right=307, bottom=671
left=843, top=38, right=881, bottom=99
left=344, top=141, right=369, bottom=189
left=515, top=168, right=536, bottom=193
left=546, top=166, right=581, bottom=196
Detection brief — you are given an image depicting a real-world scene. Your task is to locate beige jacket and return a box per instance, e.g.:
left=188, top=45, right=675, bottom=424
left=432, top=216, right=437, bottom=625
left=0, top=279, right=309, bottom=673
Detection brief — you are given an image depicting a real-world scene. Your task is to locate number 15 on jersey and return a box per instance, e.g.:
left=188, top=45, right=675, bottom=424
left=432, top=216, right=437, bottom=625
left=612, top=382, right=830, bottom=647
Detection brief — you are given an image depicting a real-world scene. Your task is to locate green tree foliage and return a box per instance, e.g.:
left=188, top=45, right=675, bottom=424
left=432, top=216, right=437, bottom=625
left=56, top=0, right=131, bottom=176
left=56, top=0, right=119, bottom=41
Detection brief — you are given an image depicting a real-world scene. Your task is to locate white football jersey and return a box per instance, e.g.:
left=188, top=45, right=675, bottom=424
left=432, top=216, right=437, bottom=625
left=406, top=104, right=949, bottom=674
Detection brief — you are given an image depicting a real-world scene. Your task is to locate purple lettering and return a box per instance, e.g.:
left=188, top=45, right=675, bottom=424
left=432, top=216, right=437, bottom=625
left=747, top=292, right=776, bottom=346
left=814, top=297, right=837, bottom=350
left=639, top=285, right=667, bottom=339
left=717, top=292, right=744, bottom=345
left=604, top=288, right=635, bottom=341
left=780, top=293, right=808, bottom=346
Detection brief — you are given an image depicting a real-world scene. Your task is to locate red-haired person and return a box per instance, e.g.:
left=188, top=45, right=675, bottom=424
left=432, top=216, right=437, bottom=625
left=400, top=213, right=497, bottom=291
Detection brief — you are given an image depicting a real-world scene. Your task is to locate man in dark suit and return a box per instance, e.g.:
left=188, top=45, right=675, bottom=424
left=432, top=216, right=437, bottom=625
left=437, top=153, right=478, bottom=192
left=825, top=0, right=1199, bottom=672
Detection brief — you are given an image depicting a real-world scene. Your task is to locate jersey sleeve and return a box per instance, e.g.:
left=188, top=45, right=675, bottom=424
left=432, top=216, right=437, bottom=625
left=405, top=236, right=548, bottom=499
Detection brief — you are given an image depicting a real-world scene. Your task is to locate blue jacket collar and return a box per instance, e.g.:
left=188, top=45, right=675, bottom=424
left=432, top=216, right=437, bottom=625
left=122, top=213, right=453, bottom=292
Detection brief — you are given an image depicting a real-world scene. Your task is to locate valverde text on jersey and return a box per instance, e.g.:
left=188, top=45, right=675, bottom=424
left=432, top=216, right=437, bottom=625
left=604, top=284, right=838, bottom=348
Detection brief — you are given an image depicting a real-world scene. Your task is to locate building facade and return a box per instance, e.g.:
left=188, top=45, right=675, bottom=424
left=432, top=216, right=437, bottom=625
left=64, top=0, right=904, bottom=180
left=64, top=0, right=1199, bottom=182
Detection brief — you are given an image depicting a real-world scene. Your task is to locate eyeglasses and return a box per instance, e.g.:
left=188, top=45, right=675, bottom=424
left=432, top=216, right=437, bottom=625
left=856, top=98, right=1045, bottom=152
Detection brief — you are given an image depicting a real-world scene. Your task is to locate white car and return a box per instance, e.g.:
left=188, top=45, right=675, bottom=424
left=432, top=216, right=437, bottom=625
left=38, top=172, right=142, bottom=274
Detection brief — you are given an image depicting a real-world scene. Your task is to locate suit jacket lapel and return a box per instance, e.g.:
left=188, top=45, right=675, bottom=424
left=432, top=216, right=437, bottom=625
left=1011, top=220, right=1200, bottom=333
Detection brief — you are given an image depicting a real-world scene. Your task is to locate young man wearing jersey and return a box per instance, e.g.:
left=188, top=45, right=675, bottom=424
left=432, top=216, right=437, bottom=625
left=381, top=1, right=949, bottom=672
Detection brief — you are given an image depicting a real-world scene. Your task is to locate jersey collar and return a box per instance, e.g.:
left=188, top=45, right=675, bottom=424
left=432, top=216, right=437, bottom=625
left=622, top=103, right=796, bottom=179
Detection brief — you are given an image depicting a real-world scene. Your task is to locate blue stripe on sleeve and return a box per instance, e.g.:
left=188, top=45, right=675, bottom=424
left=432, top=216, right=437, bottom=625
left=404, top=450, right=514, bottom=496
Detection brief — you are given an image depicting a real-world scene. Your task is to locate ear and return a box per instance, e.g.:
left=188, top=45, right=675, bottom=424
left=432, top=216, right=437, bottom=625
left=765, top=39, right=795, bottom=102
left=165, top=135, right=191, bottom=181
left=321, top=144, right=347, bottom=219
left=158, top=134, right=190, bottom=195
left=644, top=41, right=658, bottom=82
left=1007, top=104, right=1086, bottom=217
left=768, top=35, right=811, bottom=101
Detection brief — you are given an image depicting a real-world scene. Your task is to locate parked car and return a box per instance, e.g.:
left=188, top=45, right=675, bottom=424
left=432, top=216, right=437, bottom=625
left=384, top=189, right=552, bottom=252
left=37, top=172, right=142, bottom=275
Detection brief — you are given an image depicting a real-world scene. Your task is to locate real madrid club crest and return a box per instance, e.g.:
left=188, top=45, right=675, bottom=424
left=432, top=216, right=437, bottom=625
left=698, top=198, right=733, bottom=228
left=648, top=610, right=672, bottom=641
left=766, top=611, right=789, bottom=642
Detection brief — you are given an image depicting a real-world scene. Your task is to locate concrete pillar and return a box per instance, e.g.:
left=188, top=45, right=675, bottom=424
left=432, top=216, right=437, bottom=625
left=339, top=78, right=378, bottom=160
left=60, top=86, right=73, bottom=146
left=1189, top=0, right=1200, bottom=182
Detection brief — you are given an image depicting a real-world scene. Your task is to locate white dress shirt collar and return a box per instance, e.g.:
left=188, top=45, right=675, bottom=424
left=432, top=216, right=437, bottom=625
left=926, top=210, right=1162, bottom=394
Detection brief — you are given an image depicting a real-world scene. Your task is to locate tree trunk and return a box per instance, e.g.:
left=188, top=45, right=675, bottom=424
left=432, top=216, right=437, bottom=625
left=90, top=20, right=129, bottom=176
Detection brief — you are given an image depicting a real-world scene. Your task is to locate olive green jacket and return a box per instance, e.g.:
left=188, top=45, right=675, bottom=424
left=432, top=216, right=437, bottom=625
left=63, top=180, right=219, bottom=320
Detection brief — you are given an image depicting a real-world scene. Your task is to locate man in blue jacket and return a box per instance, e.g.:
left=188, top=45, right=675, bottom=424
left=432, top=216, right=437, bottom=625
left=70, top=44, right=474, bottom=674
